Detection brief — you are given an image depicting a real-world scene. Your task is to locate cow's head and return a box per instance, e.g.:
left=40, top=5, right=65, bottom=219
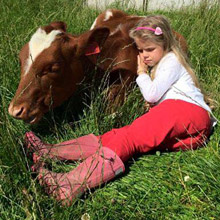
left=8, top=22, right=109, bottom=124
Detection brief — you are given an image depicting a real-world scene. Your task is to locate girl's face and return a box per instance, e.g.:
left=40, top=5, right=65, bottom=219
left=135, top=37, right=166, bottom=67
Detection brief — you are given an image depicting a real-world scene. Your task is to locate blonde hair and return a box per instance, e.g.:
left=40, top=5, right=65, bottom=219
left=129, top=15, right=215, bottom=108
left=129, top=15, right=199, bottom=87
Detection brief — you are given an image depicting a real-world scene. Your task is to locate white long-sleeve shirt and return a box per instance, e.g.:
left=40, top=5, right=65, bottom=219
left=136, top=52, right=212, bottom=113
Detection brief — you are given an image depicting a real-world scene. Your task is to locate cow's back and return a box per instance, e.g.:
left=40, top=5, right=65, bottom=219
left=91, top=9, right=141, bottom=34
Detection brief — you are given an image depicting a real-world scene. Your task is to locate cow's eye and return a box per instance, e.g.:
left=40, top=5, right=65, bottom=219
left=42, top=63, right=60, bottom=76
left=51, top=63, right=60, bottom=72
left=42, top=70, right=48, bottom=75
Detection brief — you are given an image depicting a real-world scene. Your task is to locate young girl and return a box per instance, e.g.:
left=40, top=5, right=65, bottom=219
left=25, top=15, right=213, bottom=205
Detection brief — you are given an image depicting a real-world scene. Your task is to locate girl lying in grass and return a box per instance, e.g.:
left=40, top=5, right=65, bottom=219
left=25, top=14, right=215, bottom=206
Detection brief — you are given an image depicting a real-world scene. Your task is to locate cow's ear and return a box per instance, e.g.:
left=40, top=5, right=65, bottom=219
left=76, top=27, right=110, bottom=56
left=50, top=21, right=67, bottom=32
left=43, top=21, right=67, bottom=33
left=87, top=27, right=110, bottom=47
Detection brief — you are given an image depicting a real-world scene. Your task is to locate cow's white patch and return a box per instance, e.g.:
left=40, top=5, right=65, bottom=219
left=90, top=18, right=97, bottom=30
left=109, top=24, right=122, bottom=36
left=24, top=28, right=61, bottom=75
left=104, top=10, right=113, bottom=21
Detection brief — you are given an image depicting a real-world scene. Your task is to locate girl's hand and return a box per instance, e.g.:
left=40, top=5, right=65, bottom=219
left=137, top=55, right=148, bottom=75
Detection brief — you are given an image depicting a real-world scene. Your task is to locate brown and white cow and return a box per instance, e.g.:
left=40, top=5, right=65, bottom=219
left=8, top=9, right=187, bottom=124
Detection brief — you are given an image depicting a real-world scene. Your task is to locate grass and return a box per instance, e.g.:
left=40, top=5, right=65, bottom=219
left=0, top=0, right=220, bottom=219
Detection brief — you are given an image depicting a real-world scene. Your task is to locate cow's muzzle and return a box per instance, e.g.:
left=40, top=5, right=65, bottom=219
left=8, top=102, right=42, bottom=124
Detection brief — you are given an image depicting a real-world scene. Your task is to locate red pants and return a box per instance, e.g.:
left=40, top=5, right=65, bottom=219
left=100, top=100, right=211, bottom=162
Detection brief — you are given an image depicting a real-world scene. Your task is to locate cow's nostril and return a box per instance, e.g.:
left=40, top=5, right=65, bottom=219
left=8, top=104, right=27, bottom=119
left=15, top=107, right=24, bottom=117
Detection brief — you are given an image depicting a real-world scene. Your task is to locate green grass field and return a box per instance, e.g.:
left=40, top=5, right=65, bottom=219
left=0, top=0, right=219, bottom=219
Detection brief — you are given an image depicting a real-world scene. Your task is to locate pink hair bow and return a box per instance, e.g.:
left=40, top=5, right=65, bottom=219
left=135, top=26, right=163, bottom=35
